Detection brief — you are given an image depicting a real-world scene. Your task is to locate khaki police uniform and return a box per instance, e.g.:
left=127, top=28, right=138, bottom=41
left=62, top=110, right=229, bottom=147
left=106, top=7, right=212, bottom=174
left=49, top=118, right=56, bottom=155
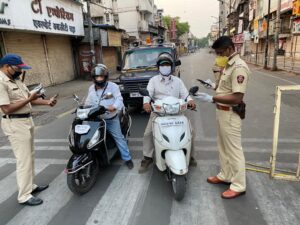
left=215, top=53, right=250, bottom=192
left=0, top=71, right=38, bottom=203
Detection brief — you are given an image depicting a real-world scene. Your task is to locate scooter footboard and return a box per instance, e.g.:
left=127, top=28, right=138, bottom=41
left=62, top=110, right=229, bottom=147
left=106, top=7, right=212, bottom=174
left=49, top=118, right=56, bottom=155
left=165, top=150, right=188, bottom=175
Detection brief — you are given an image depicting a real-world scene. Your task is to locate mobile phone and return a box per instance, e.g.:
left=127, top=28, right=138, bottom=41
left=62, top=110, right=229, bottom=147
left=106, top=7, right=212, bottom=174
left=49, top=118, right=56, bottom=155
left=197, top=79, right=212, bottom=88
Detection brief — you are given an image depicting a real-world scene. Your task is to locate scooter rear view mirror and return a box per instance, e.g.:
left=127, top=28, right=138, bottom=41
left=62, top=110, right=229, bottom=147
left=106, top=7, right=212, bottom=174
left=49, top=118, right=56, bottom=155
left=73, top=94, right=79, bottom=101
left=189, top=86, right=199, bottom=96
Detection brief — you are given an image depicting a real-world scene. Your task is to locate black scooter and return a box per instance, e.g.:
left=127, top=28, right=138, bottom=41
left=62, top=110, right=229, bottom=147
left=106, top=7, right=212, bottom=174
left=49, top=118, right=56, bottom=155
left=65, top=93, right=132, bottom=195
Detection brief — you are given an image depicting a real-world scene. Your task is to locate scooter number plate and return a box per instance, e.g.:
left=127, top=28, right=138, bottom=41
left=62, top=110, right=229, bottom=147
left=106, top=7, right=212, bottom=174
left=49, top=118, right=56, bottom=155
left=75, top=125, right=90, bottom=134
left=160, top=120, right=184, bottom=127
left=130, top=92, right=142, bottom=98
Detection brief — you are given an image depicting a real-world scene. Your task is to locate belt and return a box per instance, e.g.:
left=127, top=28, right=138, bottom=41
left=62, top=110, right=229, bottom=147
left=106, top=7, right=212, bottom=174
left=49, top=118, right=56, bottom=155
left=216, top=104, right=231, bottom=111
left=2, top=113, right=32, bottom=119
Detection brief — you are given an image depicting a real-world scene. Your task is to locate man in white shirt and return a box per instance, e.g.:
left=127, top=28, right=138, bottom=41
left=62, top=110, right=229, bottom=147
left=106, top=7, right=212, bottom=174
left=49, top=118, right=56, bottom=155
left=85, top=64, right=134, bottom=169
left=139, top=53, right=197, bottom=173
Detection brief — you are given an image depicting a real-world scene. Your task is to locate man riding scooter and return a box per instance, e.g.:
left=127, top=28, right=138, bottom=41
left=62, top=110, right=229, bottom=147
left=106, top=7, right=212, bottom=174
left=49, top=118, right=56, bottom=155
left=139, top=53, right=197, bottom=173
left=85, top=64, right=134, bottom=169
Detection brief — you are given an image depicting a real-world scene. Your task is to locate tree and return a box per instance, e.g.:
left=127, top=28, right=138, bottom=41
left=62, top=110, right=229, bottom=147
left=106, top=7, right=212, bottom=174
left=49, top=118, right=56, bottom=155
left=163, top=16, right=190, bottom=38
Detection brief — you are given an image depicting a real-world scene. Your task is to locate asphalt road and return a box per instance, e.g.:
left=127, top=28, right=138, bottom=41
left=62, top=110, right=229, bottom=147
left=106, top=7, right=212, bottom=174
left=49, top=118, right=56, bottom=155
left=0, top=49, right=300, bottom=225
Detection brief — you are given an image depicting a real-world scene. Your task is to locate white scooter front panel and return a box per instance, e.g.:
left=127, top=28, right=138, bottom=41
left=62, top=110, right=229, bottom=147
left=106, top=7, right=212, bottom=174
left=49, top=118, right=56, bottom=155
left=152, top=115, right=192, bottom=171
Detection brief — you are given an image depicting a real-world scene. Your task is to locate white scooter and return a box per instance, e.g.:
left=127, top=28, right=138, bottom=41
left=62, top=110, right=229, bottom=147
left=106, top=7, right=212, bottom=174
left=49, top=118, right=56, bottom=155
left=139, top=87, right=198, bottom=201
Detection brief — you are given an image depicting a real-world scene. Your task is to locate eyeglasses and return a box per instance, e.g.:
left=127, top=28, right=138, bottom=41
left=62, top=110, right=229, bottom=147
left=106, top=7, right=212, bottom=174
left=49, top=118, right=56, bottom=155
left=9, top=66, right=21, bottom=72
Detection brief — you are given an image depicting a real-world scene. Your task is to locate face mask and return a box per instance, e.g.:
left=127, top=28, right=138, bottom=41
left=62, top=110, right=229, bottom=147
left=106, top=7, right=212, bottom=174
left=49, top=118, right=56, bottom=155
left=9, top=66, right=22, bottom=80
left=215, top=56, right=229, bottom=68
left=12, top=71, right=22, bottom=80
left=159, top=66, right=172, bottom=76
left=95, top=80, right=107, bottom=88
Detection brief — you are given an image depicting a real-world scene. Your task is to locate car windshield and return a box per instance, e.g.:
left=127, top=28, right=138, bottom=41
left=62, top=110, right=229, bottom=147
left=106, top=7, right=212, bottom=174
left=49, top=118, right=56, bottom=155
left=123, top=48, right=172, bottom=70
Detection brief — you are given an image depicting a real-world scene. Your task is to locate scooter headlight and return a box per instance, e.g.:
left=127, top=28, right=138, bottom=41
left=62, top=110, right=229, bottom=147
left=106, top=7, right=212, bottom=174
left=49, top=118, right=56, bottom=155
left=77, top=108, right=91, bottom=120
left=163, top=103, right=180, bottom=114
left=87, top=129, right=100, bottom=149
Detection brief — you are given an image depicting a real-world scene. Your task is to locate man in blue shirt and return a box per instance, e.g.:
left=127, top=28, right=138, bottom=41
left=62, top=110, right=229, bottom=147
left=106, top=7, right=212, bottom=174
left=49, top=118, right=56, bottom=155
left=85, top=64, right=134, bottom=169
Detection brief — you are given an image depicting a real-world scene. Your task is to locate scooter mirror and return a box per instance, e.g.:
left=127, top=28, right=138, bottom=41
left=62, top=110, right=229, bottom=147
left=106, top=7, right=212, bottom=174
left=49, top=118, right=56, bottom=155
left=103, top=92, right=113, bottom=99
left=189, top=86, right=199, bottom=96
left=73, top=94, right=79, bottom=101
left=139, top=88, right=150, bottom=97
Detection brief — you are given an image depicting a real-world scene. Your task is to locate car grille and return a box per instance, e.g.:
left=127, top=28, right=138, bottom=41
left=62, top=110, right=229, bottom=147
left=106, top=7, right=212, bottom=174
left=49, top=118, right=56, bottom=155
left=124, top=82, right=148, bottom=92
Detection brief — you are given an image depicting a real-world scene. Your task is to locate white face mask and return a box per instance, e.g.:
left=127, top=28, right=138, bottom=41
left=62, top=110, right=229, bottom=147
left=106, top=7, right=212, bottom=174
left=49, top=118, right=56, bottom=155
left=159, top=66, right=172, bottom=76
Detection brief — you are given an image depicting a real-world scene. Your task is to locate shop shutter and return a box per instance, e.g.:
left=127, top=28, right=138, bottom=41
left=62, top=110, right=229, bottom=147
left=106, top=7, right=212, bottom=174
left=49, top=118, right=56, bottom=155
left=46, top=35, right=75, bottom=84
left=4, top=31, right=52, bottom=86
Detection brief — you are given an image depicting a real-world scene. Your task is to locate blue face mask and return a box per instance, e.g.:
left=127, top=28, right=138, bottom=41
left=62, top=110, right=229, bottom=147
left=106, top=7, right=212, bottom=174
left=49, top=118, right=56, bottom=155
left=159, top=66, right=172, bottom=76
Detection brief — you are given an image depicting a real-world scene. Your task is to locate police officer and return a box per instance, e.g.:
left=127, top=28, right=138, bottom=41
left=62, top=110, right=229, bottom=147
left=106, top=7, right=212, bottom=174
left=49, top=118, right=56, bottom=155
left=196, top=36, right=250, bottom=199
left=139, top=52, right=197, bottom=173
left=0, top=54, right=57, bottom=206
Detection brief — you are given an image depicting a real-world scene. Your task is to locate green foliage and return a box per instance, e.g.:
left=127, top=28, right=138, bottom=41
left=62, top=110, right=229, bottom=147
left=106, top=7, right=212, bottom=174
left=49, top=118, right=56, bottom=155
left=163, top=15, right=190, bottom=38
left=193, top=36, right=209, bottom=48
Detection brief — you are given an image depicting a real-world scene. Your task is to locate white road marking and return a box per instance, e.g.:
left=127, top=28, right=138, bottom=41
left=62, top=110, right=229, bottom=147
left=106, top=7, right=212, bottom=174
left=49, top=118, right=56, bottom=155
left=169, top=164, right=229, bottom=225
left=0, top=146, right=69, bottom=151
left=0, top=162, right=49, bottom=204
left=6, top=172, right=73, bottom=225
left=256, top=70, right=299, bottom=85
left=86, top=160, right=153, bottom=225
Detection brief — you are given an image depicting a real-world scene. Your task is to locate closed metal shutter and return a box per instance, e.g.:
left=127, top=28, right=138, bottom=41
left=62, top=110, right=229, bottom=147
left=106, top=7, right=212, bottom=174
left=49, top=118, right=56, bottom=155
left=46, top=35, right=75, bottom=84
left=103, top=47, right=118, bottom=73
left=4, top=31, right=52, bottom=86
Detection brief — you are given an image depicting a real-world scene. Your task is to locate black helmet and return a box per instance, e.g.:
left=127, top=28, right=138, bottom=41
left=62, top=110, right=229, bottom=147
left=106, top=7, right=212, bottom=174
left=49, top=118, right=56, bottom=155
left=92, top=64, right=109, bottom=87
left=156, top=52, right=174, bottom=67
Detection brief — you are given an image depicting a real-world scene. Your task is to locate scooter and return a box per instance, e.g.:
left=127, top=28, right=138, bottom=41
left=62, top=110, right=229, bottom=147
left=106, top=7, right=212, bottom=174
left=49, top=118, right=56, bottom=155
left=65, top=93, right=132, bottom=195
left=139, top=87, right=198, bottom=201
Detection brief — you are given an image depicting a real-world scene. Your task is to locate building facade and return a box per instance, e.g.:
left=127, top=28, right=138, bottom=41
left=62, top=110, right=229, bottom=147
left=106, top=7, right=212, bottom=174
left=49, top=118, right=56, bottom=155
left=0, top=0, right=84, bottom=86
left=113, top=0, right=159, bottom=41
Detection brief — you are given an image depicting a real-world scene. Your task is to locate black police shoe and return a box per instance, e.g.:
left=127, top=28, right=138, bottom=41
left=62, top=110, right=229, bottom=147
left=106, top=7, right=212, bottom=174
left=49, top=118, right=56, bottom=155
left=125, top=160, right=134, bottom=169
left=31, top=185, right=49, bottom=194
left=20, top=196, right=43, bottom=206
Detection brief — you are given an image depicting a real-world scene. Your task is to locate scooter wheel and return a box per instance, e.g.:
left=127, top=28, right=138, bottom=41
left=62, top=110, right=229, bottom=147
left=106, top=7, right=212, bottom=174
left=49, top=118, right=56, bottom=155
left=67, top=159, right=99, bottom=195
left=172, top=175, right=186, bottom=201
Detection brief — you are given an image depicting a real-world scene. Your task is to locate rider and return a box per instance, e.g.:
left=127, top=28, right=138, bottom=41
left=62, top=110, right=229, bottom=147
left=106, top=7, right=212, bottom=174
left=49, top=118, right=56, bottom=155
left=139, top=52, right=197, bottom=173
left=85, top=64, right=134, bottom=169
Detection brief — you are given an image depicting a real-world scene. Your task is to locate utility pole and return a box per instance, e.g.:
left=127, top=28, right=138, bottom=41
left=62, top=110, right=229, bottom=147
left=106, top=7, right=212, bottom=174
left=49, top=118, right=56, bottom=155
left=219, top=16, right=221, bottom=38
left=228, top=0, right=231, bottom=36
left=264, top=0, right=271, bottom=69
left=272, top=0, right=281, bottom=71
left=86, top=0, right=96, bottom=68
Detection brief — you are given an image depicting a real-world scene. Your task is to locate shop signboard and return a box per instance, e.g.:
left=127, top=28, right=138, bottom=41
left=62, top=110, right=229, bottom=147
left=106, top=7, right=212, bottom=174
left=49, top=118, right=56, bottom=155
left=0, top=0, right=84, bottom=36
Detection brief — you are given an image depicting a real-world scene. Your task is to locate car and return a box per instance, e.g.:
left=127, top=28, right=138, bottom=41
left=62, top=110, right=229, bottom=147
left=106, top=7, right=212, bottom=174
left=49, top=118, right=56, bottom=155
left=115, top=42, right=181, bottom=108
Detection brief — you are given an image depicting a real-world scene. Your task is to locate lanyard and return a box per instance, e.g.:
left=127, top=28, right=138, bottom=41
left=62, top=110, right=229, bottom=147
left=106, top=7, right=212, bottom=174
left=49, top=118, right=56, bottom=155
left=96, top=82, right=108, bottom=106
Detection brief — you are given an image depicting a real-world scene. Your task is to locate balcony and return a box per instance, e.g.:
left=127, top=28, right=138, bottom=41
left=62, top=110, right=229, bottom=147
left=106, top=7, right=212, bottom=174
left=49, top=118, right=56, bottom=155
left=138, top=20, right=149, bottom=32
left=138, top=0, right=153, bottom=14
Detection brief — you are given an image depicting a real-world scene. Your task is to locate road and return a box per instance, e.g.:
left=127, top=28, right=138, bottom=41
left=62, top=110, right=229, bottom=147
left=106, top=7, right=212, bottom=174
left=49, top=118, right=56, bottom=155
left=0, top=49, right=299, bottom=225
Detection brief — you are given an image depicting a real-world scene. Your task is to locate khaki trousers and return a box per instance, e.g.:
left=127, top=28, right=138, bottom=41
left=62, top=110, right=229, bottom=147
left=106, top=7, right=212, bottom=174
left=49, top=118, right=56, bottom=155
left=216, top=109, right=246, bottom=192
left=1, top=117, right=37, bottom=203
left=143, top=112, right=195, bottom=158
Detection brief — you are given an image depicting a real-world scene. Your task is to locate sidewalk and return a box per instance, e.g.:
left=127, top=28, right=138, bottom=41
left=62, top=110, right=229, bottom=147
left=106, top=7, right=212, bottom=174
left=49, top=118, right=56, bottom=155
left=243, top=54, right=300, bottom=75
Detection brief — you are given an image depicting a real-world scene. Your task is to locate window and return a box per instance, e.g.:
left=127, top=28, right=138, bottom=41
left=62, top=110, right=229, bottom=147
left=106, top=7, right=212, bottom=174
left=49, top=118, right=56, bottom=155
left=106, top=14, right=110, bottom=22
left=93, top=16, right=104, bottom=24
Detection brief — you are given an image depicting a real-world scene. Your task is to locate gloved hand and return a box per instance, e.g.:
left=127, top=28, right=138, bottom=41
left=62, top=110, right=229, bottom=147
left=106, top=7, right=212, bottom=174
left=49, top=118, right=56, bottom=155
left=194, top=92, right=214, bottom=103
left=202, top=79, right=216, bottom=90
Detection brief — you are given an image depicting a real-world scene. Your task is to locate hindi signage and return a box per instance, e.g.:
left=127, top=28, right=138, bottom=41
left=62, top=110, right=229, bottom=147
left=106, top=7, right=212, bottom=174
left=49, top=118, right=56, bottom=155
left=0, top=0, right=84, bottom=36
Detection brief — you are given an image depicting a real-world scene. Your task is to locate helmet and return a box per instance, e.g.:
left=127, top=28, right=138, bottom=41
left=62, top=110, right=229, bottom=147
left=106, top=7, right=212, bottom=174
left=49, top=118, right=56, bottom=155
left=92, top=64, right=109, bottom=87
left=156, top=52, right=173, bottom=67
